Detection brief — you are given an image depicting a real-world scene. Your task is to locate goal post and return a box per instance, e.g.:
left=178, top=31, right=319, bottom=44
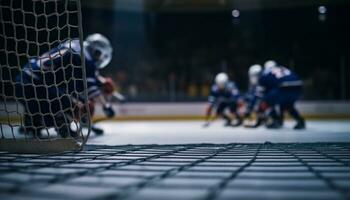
left=0, top=0, right=91, bottom=153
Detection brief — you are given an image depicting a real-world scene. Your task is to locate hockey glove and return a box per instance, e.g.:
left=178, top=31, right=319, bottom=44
left=103, top=104, right=115, bottom=118
left=102, top=77, right=116, bottom=95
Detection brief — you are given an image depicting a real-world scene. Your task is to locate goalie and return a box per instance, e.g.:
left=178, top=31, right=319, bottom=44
left=15, top=33, right=115, bottom=138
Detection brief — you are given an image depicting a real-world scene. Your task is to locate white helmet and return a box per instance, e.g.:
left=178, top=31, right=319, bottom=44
left=248, top=64, right=262, bottom=86
left=215, top=72, right=229, bottom=88
left=248, top=64, right=262, bottom=77
left=264, top=60, right=277, bottom=70
left=84, top=33, right=113, bottom=69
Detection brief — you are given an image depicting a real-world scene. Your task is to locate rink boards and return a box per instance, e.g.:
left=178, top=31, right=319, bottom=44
left=1, top=101, right=350, bottom=122
left=93, top=101, right=350, bottom=120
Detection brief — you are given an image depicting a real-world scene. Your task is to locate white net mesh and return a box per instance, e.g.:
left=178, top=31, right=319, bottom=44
left=0, top=0, right=90, bottom=147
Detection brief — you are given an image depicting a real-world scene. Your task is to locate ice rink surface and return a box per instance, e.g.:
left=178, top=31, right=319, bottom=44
left=2, top=120, right=350, bottom=200
left=89, top=120, right=350, bottom=145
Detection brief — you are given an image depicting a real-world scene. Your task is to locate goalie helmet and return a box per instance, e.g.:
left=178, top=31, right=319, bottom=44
left=264, top=60, right=277, bottom=70
left=84, top=33, right=113, bottom=69
left=215, top=72, right=229, bottom=88
left=248, top=64, right=262, bottom=86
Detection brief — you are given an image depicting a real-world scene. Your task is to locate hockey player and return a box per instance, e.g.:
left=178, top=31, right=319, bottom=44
left=15, top=33, right=114, bottom=138
left=246, top=61, right=306, bottom=129
left=243, top=64, right=267, bottom=128
left=204, top=72, right=242, bottom=127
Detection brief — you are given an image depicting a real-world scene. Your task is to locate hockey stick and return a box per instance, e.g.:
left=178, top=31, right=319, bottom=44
left=202, top=116, right=218, bottom=128
left=92, top=91, right=126, bottom=124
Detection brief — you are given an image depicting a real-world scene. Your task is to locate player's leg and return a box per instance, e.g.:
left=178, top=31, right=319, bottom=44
left=283, top=103, right=305, bottom=129
left=229, top=101, right=242, bottom=127
left=15, top=77, right=43, bottom=137
left=280, top=86, right=306, bottom=129
left=26, top=83, right=83, bottom=139
left=264, top=89, right=282, bottom=129
left=18, top=111, right=43, bottom=138
left=56, top=112, right=79, bottom=138
left=242, top=98, right=266, bottom=128
left=88, top=101, right=104, bottom=135
left=216, top=102, right=231, bottom=126
left=291, top=109, right=306, bottom=129
left=244, top=101, right=268, bottom=128
left=51, top=94, right=79, bottom=138
left=279, top=104, right=286, bottom=126
left=265, top=108, right=282, bottom=129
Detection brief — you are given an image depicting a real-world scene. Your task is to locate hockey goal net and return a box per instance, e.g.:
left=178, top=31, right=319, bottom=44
left=0, top=0, right=91, bottom=153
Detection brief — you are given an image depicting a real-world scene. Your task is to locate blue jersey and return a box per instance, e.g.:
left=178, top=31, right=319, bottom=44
left=208, top=81, right=240, bottom=105
left=244, top=85, right=261, bottom=113
left=20, top=39, right=102, bottom=101
left=246, top=66, right=302, bottom=113
left=244, top=85, right=258, bottom=102
left=259, top=66, right=302, bottom=92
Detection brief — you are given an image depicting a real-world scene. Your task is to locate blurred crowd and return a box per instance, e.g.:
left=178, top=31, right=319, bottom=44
left=83, top=5, right=349, bottom=102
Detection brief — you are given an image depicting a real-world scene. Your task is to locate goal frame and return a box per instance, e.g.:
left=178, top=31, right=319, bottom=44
left=0, top=0, right=91, bottom=154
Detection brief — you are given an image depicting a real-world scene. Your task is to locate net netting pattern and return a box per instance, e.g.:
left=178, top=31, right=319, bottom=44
left=0, top=0, right=90, bottom=144
left=0, top=143, right=350, bottom=199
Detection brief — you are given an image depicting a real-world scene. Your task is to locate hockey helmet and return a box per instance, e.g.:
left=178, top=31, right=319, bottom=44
left=264, top=60, right=277, bottom=70
left=84, top=33, right=113, bottom=69
left=215, top=72, right=229, bottom=88
left=248, top=64, right=262, bottom=85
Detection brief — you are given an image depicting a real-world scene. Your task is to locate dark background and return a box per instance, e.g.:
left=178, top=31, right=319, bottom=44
left=1, top=0, right=350, bottom=102
left=81, top=0, right=350, bottom=102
